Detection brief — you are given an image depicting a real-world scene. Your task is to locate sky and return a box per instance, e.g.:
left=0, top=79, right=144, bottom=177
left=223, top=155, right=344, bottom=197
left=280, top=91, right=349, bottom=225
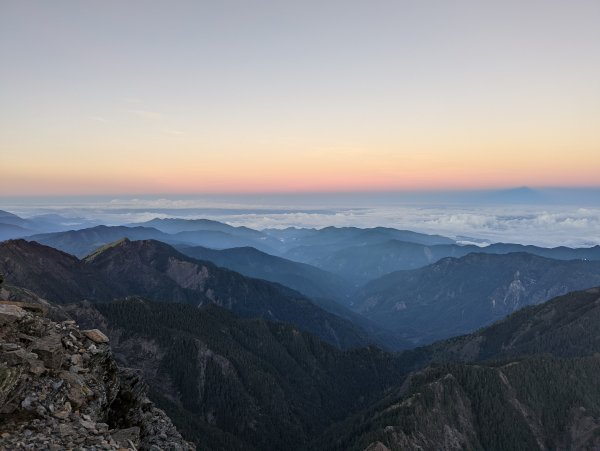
left=1, top=0, right=600, bottom=196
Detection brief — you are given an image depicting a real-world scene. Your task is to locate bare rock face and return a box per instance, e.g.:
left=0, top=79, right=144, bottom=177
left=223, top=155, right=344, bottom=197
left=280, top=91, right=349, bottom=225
left=83, top=329, right=110, bottom=344
left=0, top=303, right=27, bottom=324
left=0, top=303, right=195, bottom=450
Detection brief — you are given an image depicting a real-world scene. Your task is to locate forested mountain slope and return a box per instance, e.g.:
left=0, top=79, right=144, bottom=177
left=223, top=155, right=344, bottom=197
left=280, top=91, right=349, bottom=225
left=66, top=299, right=405, bottom=450
left=0, top=239, right=379, bottom=349
left=353, top=252, right=600, bottom=344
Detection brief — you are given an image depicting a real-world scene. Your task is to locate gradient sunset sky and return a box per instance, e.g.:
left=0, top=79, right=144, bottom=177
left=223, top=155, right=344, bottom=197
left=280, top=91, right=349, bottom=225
left=1, top=0, right=599, bottom=196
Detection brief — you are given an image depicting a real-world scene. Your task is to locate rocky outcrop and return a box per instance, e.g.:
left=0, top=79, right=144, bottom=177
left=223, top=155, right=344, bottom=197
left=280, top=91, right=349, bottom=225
left=0, top=302, right=194, bottom=450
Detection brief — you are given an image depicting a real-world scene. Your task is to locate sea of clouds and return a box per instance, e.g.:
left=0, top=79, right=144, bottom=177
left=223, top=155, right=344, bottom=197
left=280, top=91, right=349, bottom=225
left=4, top=197, right=600, bottom=248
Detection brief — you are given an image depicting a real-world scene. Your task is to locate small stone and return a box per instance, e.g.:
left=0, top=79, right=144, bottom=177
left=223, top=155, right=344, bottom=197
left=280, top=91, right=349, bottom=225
left=80, top=419, right=96, bottom=430
left=31, top=334, right=65, bottom=370
left=53, top=401, right=72, bottom=419
left=3, top=348, right=39, bottom=365
left=82, top=413, right=92, bottom=421
left=70, top=354, right=83, bottom=366
left=111, top=427, right=140, bottom=447
left=0, top=304, right=27, bottom=325
left=28, top=359, right=47, bottom=376
left=57, top=423, right=73, bottom=436
left=1, top=342, right=19, bottom=351
left=21, top=396, right=37, bottom=410
left=82, top=329, right=109, bottom=344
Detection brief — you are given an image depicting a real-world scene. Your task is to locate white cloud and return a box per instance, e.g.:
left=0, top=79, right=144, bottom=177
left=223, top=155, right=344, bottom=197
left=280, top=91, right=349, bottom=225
left=3, top=199, right=600, bottom=248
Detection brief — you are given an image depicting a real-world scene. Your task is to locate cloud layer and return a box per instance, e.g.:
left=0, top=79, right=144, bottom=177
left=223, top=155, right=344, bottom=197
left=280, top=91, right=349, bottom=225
left=4, top=198, right=600, bottom=248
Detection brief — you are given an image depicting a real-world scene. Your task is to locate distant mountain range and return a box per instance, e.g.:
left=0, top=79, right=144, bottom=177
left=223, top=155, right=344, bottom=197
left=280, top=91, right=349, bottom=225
left=14, top=215, right=600, bottom=288
left=25, top=218, right=456, bottom=261
left=287, top=239, right=600, bottom=284
left=352, top=252, right=600, bottom=344
left=0, top=209, right=99, bottom=240
left=7, top=210, right=600, bottom=348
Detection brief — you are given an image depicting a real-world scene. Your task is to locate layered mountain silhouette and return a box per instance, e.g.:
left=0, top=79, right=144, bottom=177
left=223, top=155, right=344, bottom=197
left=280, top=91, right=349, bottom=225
left=5, top=225, right=600, bottom=449
left=0, top=210, right=35, bottom=240
left=24, top=219, right=600, bottom=287
left=0, top=239, right=387, bottom=349
left=28, top=223, right=279, bottom=257
left=24, top=220, right=457, bottom=264
left=28, top=225, right=179, bottom=258
left=290, top=239, right=600, bottom=284
left=0, top=209, right=99, bottom=240
left=179, top=244, right=351, bottom=301
left=352, top=252, right=600, bottom=344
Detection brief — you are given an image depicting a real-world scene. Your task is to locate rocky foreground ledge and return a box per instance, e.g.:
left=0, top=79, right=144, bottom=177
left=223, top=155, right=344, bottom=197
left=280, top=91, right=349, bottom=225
left=0, top=302, right=195, bottom=451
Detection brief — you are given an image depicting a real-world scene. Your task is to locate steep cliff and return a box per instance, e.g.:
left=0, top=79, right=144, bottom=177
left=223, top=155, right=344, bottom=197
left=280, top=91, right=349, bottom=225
left=0, top=302, right=194, bottom=450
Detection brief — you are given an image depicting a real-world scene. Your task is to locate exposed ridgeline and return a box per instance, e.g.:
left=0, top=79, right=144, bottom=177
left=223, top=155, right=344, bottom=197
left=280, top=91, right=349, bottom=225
left=27, top=226, right=179, bottom=258
left=178, top=245, right=352, bottom=302
left=65, top=299, right=405, bottom=451
left=320, top=288, right=600, bottom=451
left=23, top=221, right=456, bottom=263
left=27, top=224, right=280, bottom=258
left=352, top=252, right=600, bottom=344
left=288, top=240, right=600, bottom=286
left=0, top=239, right=126, bottom=303
left=0, top=301, right=193, bottom=450
left=21, top=218, right=600, bottom=285
left=0, top=239, right=388, bottom=350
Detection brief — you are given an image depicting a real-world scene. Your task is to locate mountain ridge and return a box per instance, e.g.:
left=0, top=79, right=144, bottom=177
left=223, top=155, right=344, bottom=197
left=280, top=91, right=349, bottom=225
left=352, top=252, right=600, bottom=344
left=0, top=238, right=385, bottom=350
